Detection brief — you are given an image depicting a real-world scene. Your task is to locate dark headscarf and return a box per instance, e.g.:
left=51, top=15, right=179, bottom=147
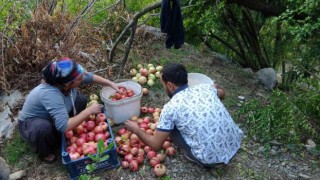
left=42, top=58, right=84, bottom=85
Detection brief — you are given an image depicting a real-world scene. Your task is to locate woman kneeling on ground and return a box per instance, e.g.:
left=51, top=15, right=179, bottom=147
left=18, top=58, right=119, bottom=162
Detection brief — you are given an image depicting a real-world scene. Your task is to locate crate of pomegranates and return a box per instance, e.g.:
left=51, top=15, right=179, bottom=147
left=61, top=108, right=120, bottom=180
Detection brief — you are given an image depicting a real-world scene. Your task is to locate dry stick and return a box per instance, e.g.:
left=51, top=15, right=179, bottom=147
left=1, top=34, right=6, bottom=92
left=52, top=0, right=97, bottom=46
left=1, top=2, right=16, bottom=93
left=109, top=1, right=161, bottom=62
left=117, top=22, right=137, bottom=78
left=92, top=64, right=119, bottom=74
left=48, top=0, right=58, bottom=15
left=86, top=0, right=121, bottom=19
left=138, top=13, right=159, bottom=26
left=298, top=65, right=320, bottom=80
left=0, top=33, right=23, bottom=61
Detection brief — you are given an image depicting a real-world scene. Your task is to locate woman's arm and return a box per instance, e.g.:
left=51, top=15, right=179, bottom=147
left=92, top=74, right=120, bottom=91
left=65, top=103, right=102, bottom=132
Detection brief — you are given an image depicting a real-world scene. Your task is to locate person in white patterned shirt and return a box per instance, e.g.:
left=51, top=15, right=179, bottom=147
left=125, top=63, right=243, bottom=167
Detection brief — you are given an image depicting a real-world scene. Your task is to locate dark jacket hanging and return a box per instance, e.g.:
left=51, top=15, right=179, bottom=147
left=160, top=0, right=185, bottom=49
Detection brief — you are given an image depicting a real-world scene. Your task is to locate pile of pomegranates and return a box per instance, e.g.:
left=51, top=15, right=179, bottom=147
left=109, top=86, right=135, bottom=101
left=64, top=94, right=112, bottom=161
left=130, top=63, right=163, bottom=87
left=116, top=106, right=175, bottom=177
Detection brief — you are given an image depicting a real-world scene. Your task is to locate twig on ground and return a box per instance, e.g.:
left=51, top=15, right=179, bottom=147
left=92, top=64, right=119, bottom=73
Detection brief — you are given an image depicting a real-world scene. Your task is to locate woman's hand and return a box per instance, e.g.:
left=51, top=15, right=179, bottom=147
left=110, top=82, right=120, bottom=92
left=87, top=103, right=103, bottom=115
left=124, top=120, right=140, bottom=134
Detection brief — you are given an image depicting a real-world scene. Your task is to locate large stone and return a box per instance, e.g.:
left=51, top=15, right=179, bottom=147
left=9, top=170, right=26, bottom=180
left=135, top=25, right=165, bottom=39
left=0, top=90, right=24, bottom=143
left=307, top=139, right=316, bottom=148
left=255, top=68, right=277, bottom=90
left=0, top=90, right=23, bottom=108
left=0, top=157, right=10, bottom=180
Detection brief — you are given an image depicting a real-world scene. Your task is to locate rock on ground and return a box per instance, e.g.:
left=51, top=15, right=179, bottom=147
left=0, top=90, right=24, bottom=143
left=0, top=157, right=10, bottom=180
left=256, top=68, right=277, bottom=90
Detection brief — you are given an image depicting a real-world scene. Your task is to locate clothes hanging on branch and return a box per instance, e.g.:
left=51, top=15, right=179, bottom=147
left=160, top=0, right=185, bottom=49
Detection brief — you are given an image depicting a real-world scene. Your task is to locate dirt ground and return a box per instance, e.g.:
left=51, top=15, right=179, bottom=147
left=4, top=33, right=320, bottom=180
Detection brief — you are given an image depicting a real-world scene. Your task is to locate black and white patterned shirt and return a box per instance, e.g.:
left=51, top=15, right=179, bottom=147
left=157, top=84, right=243, bottom=164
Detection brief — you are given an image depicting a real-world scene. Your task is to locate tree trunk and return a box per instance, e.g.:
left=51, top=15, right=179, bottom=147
left=223, top=7, right=248, bottom=66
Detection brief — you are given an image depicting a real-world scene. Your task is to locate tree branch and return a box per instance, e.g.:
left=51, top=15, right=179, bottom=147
left=52, top=0, right=97, bottom=46
left=117, top=22, right=137, bottom=77
left=109, top=1, right=161, bottom=62
left=48, top=0, right=58, bottom=15
left=86, top=0, right=121, bottom=20
left=222, top=8, right=247, bottom=64
left=226, top=0, right=281, bottom=16
left=206, top=32, right=242, bottom=59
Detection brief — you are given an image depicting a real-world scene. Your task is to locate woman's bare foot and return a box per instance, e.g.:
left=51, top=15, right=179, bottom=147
left=43, top=154, right=55, bottom=162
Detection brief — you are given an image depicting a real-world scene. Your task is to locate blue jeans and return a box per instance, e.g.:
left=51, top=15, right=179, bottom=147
left=18, top=93, right=87, bottom=158
left=170, top=127, right=224, bottom=167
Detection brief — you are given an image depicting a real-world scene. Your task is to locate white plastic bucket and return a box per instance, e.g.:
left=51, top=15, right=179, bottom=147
left=188, top=73, right=214, bottom=86
left=100, top=80, right=142, bottom=124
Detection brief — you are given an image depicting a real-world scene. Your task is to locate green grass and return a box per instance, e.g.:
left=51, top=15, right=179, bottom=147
left=158, top=57, right=173, bottom=65
left=161, top=175, right=172, bottom=180
left=171, top=48, right=194, bottom=59
left=223, top=97, right=238, bottom=109
left=3, top=131, right=30, bottom=165
left=185, top=63, right=206, bottom=74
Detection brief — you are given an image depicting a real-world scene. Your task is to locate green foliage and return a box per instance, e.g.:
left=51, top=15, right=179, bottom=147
left=183, top=1, right=275, bottom=70
left=125, top=0, right=158, bottom=12
left=279, top=0, right=320, bottom=42
left=161, top=176, right=172, bottom=180
left=276, top=0, right=320, bottom=87
left=292, top=78, right=320, bottom=121
left=126, top=0, right=160, bottom=27
left=79, top=140, right=114, bottom=180
left=238, top=89, right=317, bottom=151
left=3, top=132, right=30, bottom=165
left=182, top=0, right=320, bottom=77
left=0, top=0, right=35, bottom=34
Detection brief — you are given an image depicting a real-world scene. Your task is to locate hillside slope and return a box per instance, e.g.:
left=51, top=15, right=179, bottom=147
left=1, top=31, right=319, bottom=180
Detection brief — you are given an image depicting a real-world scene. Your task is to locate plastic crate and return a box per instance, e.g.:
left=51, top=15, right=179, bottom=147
left=61, top=111, right=120, bottom=180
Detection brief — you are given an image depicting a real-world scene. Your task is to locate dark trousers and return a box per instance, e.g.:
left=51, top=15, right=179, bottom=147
left=170, top=127, right=223, bottom=167
left=18, top=93, right=87, bottom=158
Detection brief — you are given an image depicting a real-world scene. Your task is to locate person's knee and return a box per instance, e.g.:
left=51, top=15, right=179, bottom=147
left=35, top=121, right=54, bottom=138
